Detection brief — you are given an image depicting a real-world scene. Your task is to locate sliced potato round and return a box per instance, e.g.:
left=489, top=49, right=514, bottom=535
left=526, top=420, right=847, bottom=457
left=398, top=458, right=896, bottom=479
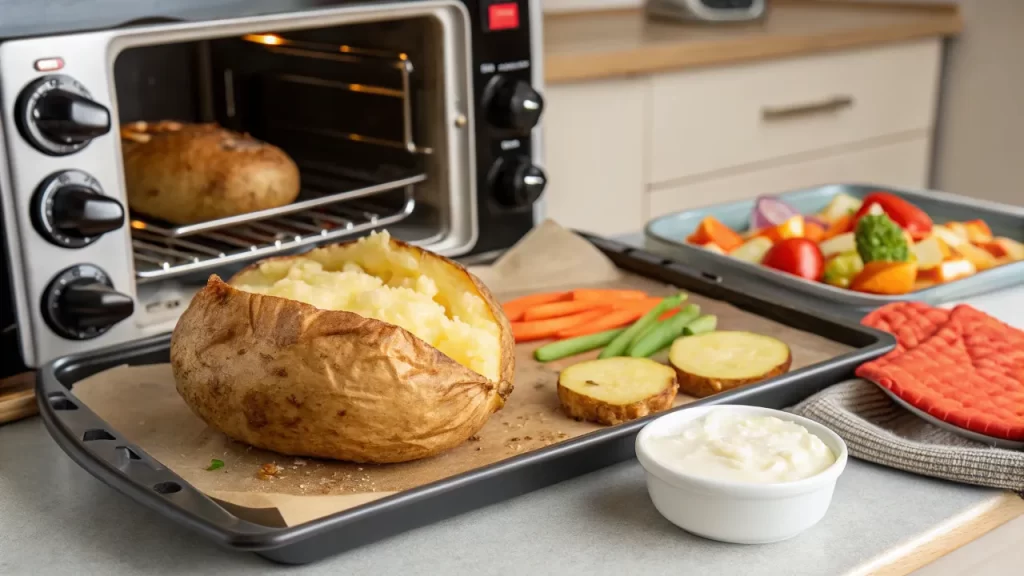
left=170, top=231, right=514, bottom=464
left=669, top=331, right=791, bottom=398
left=557, top=357, right=677, bottom=426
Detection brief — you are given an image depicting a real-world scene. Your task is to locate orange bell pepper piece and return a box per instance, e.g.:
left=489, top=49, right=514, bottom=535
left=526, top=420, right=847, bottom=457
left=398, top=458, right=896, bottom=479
left=686, top=216, right=744, bottom=252
left=849, top=261, right=918, bottom=295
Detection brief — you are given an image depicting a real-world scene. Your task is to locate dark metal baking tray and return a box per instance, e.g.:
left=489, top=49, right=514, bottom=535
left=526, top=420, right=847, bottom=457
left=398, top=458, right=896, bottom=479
left=644, top=183, right=1024, bottom=319
left=36, top=234, right=896, bottom=565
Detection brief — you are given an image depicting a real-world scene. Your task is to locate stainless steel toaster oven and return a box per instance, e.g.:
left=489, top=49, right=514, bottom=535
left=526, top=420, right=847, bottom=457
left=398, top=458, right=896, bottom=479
left=0, top=0, right=546, bottom=373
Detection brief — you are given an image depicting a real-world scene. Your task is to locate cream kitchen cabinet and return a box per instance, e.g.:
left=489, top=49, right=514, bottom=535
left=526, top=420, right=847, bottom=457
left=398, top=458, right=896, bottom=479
left=542, top=38, right=944, bottom=235
left=541, top=76, right=649, bottom=236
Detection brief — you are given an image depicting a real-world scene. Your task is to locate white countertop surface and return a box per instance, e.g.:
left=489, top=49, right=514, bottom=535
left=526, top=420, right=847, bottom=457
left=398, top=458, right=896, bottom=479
left=0, top=237, right=1020, bottom=575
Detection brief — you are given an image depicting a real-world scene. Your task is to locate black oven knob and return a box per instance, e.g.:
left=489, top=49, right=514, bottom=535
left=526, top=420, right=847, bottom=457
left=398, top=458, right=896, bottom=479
left=485, top=76, right=545, bottom=135
left=42, top=265, right=134, bottom=341
left=16, top=74, right=111, bottom=156
left=492, top=156, right=547, bottom=208
left=32, top=170, right=125, bottom=248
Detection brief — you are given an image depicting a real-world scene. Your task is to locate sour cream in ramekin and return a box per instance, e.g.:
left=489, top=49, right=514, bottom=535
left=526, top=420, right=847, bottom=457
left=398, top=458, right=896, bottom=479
left=635, top=405, right=848, bottom=544
left=643, top=410, right=837, bottom=484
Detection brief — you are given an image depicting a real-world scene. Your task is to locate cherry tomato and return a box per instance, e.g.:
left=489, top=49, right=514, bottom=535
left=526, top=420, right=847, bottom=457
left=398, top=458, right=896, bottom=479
left=762, top=238, right=825, bottom=281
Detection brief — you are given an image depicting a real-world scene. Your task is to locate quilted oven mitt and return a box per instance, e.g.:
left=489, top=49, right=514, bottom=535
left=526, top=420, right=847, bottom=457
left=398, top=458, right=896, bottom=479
left=790, top=301, right=1024, bottom=493
left=857, top=302, right=1024, bottom=441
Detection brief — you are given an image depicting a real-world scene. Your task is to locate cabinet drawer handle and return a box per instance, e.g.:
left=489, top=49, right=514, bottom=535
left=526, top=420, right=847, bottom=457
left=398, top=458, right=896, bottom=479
left=761, top=96, right=854, bottom=121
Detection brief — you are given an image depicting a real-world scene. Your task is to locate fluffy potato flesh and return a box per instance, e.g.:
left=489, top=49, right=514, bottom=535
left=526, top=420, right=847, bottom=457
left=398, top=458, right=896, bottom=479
left=669, top=331, right=792, bottom=398
left=232, top=231, right=501, bottom=381
left=170, top=231, right=515, bottom=463
left=558, top=358, right=677, bottom=426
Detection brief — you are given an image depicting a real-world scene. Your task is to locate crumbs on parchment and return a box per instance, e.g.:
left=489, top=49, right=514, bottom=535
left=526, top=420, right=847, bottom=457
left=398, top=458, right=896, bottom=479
left=257, top=462, right=282, bottom=480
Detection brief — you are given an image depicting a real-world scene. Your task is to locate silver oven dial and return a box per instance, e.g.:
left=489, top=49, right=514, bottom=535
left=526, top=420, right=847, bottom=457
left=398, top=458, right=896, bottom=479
left=41, top=265, right=134, bottom=341
left=15, top=74, right=112, bottom=156
left=31, top=170, right=125, bottom=248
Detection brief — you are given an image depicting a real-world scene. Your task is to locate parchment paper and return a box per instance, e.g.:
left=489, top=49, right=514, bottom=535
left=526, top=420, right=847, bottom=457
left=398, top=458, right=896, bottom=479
left=72, top=220, right=852, bottom=526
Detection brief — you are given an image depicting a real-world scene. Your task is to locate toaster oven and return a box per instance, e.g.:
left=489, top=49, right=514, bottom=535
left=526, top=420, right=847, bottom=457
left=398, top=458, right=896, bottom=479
left=0, top=0, right=546, bottom=373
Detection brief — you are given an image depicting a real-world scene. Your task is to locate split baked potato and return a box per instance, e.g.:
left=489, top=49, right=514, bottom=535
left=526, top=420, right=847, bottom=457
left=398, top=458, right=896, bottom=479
left=170, top=231, right=514, bottom=463
left=121, top=121, right=301, bottom=225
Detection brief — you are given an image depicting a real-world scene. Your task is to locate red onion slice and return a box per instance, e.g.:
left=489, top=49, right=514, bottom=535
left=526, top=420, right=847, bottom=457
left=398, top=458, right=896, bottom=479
left=750, top=196, right=798, bottom=230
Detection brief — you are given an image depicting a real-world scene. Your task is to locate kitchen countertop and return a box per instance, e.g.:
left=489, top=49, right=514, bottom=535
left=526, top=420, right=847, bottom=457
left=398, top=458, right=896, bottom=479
left=544, top=0, right=963, bottom=84
left=1, top=237, right=1021, bottom=575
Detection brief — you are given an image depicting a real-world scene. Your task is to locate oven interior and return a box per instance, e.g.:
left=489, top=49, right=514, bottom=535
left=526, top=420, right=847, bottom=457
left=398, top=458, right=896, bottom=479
left=112, top=15, right=460, bottom=325
left=113, top=17, right=458, bottom=326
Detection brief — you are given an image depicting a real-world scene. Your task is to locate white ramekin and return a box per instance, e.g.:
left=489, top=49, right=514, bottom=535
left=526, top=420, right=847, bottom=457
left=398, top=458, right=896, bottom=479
left=635, top=404, right=849, bottom=544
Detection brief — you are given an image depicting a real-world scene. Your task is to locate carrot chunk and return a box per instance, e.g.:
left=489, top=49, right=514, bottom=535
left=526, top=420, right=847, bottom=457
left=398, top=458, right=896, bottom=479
left=686, top=216, right=744, bottom=252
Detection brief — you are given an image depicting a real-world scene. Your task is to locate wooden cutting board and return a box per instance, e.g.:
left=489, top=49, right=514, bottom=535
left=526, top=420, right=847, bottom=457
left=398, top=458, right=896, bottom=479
left=0, top=372, right=37, bottom=425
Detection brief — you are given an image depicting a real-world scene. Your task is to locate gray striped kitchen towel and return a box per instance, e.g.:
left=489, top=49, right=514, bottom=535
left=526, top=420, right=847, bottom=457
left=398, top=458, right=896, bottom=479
left=789, top=379, right=1024, bottom=493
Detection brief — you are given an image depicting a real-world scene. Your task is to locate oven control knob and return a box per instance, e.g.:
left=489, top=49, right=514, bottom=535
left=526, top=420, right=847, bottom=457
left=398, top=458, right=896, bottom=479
left=32, top=170, right=124, bottom=248
left=486, top=77, right=544, bottom=135
left=42, top=265, right=134, bottom=341
left=492, top=156, right=547, bottom=208
left=16, top=74, right=111, bottom=156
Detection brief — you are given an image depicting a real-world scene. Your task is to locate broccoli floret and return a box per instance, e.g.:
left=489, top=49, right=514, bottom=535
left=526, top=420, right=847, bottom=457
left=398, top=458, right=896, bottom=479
left=855, top=213, right=910, bottom=263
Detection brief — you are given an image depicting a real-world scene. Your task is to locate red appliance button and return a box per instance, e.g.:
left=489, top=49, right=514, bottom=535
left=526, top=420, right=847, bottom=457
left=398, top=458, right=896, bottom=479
left=488, top=3, right=520, bottom=31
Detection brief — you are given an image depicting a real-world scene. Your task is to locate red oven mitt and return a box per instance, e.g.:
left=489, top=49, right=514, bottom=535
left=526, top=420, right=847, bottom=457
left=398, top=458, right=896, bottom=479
left=857, top=302, right=1024, bottom=441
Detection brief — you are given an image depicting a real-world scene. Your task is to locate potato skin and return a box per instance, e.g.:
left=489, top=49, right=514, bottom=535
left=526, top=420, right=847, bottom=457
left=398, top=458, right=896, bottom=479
left=121, top=121, right=300, bottom=225
left=674, top=352, right=792, bottom=398
left=556, top=381, right=677, bottom=426
left=170, top=238, right=514, bottom=464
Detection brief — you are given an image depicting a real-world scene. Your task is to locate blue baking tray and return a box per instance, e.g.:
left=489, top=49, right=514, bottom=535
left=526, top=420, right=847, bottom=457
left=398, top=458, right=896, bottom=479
left=644, top=183, right=1024, bottom=318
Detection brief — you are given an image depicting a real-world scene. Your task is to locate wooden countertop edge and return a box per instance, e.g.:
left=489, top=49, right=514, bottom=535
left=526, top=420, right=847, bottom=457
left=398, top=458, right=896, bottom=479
left=847, top=491, right=1024, bottom=576
left=0, top=371, right=37, bottom=425
left=544, top=5, right=964, bottom=84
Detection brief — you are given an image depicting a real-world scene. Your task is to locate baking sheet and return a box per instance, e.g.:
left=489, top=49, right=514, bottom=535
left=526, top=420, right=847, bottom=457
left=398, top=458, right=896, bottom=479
left=71, top=220, right=852, bottom=527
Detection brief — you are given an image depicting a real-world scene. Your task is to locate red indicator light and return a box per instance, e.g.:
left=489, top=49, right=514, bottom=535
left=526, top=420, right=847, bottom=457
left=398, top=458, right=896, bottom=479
left=488, top=3, right=520, bottom=31
left=34, top=57, right=65, bottom=72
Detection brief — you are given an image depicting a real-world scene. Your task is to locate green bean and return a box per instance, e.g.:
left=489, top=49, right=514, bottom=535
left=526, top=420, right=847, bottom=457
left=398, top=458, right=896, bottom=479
left=682, top=314, right=718, bottom=336
left=534, top=328, right=625, bottom=362
left=627, top=304, right=701, bottom=358
left=598, top=293, right=687, bottom=359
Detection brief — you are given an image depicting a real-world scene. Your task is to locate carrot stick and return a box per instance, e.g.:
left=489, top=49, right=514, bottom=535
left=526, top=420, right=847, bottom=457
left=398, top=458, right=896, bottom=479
left=502, top=292, right=569, bottom=322
left=523, top=299, right=608, bottom=321
left=571, top=289, right=648, bottom=301
left=554, top=309, right=643, bottom=339
left=511, top=309, right=611, bottom=343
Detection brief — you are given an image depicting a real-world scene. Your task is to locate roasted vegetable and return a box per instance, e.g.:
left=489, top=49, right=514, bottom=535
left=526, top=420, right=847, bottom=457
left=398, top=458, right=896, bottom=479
left=823, top=252, right=864, bottom=288
left=853, top=192, right=933, bottom=240
left=849, top=261, right=918, bottom=295
left=762, top=238, right=825, bottom=281
left=557, top=358, right=677, bottom=425
left=751, top=196, right=798, bottom=230
left=819, top=232, right=856, bottom=259
left=911, top=236, right=950, bottom=271
left=687, top=216, right=744, bottom=252
left=820, top=193, right=863, bottom=222
left=729, top=236, right=774, bottom=264
left=855, top=213, right=910, bottom=263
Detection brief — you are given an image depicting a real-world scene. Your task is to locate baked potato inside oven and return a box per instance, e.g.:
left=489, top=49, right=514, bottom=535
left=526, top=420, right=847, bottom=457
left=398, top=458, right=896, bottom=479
left=170, top=231, right=515, bottom=463
left=120, top=121, right=301, bottom=225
